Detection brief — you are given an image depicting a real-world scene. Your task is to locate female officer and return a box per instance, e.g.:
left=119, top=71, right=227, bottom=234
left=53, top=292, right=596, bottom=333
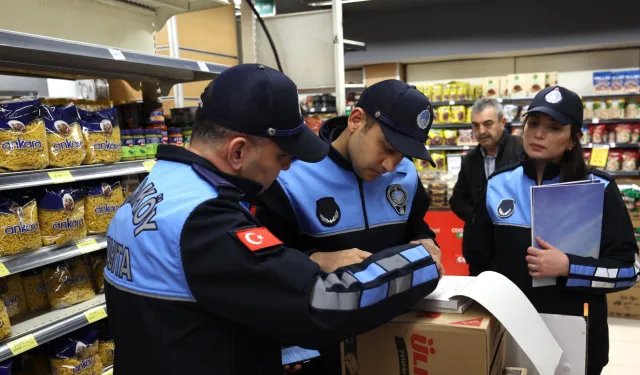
left=467, top=85, right=640, bottom=375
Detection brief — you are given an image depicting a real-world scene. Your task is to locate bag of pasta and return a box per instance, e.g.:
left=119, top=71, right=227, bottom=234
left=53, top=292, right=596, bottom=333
left=43, top=259, right=95, bottom=310
left=0, top=98, right=48, bottom=171
left=0, top=299, right=11, bottom=341
left=120, top=175, right=140, bottom=199
left=43, top=104, right=85, bottom=168
left=80, top=108, right=121, bottom=165
left=85, top=254, right=106, bottom=294
left=49, top=326, right=102, bottom=375
left=0, top=194, right=41, bottom=256
left=0, top=274, right=29, bottom=321
left=38, top=188, right=87, bottom=247
left=22, top=269, right=49, bottom=313
left=84, top=181, right=123, bottom=235
left=97, top=321, right=114, bottom=367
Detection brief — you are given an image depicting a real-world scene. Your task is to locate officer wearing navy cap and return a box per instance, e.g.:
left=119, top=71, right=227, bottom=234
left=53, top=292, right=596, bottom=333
left=467, top=85, right=640, bottom=375
left=104, top=64, right=442, bottom=375
left=254, top=79, right=445, bottom=374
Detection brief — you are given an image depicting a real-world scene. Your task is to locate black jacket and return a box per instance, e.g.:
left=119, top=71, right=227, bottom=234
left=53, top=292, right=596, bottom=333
left=105, top=145, right=440, bottom=375
left=467, top=160, right=640, bottom=369
left=449, top=131, right=524, bottom=255
left=254, top=116, right=437, bottom=254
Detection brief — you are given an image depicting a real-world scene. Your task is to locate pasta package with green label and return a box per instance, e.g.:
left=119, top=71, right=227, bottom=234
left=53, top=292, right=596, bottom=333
left=0, top=195, right=41, bottom=256
left=79, top=108, right=121, bottom=165
left=0, top=98, right=49, bottom=171
left=38, top=187, right=87, bottom=247
left=49, top=326, right=103, bottom=375
left=43, top=258, right=96, bottom=310
left=0, top=274, right=29, bottom=320
left=84, top=181, right=124, bottom=235
left=22, top=268, right=50, bottom=313
left=44, top=104, right=86, bottom=167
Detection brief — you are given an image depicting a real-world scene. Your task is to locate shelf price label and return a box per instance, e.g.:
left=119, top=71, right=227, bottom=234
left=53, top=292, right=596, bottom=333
left=84, top=306, right=108, bottom=323
left=592, top=118, right=600, bottom=124
left=589, top=144, right=609, bottom=168
left=76, top=238, right=101, bottom=254
left=103, top=369, right=113, bottom=375
left=7, top=335, right=38, bottom=356
left=321, top=107, right=327, bottom=112
left=108, top=48, right=126, bottom=61
left=448, top=100, right=455, bottom=105
left=0, top=264, right=10, bottom=278
left=197, top=61, right=210, bottom=72
left=142, top=160, right=156, bottom=172
left=48, top=170, right=75, bottom=183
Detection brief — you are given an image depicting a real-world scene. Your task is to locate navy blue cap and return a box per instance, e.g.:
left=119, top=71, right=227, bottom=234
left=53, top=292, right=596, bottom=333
left=199, top=63, right=329, bottom=162
left=525, top=86, right=583, bottom=127
left=356, top=80, right=435, bottom=166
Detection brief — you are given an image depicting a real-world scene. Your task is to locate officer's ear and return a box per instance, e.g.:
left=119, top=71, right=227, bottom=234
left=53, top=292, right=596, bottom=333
left=226, top=136, right=252, bottom=171
left=347, top=108, right=367, bottom=135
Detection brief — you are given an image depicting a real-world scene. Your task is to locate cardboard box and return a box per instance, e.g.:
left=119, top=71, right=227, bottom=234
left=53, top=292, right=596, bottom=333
left=545, top=72, right=558, bottom=88
left=499, top=76, right=509, bottom=98
left=527, top=73, right=545, bottom=96
left=508, top=74, right=526, bottom=98
left=607, top=284, right=640, bottom=319
left=341, top=305, right=507, bottom=375
left=482, top=77, right=501, bottom=98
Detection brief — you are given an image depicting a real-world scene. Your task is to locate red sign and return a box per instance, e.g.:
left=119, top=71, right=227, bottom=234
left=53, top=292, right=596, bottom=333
left=235, top=227, right=283, bottom=252
left=424, top=210, right=469, bottom=276
left=451, top=317, right=484, bottom=327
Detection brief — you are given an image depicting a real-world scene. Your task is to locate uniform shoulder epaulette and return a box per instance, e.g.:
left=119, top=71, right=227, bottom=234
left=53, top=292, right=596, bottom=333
left=589, top=167, right=614, bottom=182
left=487, top=162, right=522, bottom=181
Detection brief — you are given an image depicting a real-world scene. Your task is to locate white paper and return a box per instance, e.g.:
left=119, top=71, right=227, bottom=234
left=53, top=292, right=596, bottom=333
left=108, top=48, right=126, bottom=61
left=197, top=61, right=210, bottom=72
left=426, top=275, right=475, bottom=301
left=452, top=271, right=563, bottom=375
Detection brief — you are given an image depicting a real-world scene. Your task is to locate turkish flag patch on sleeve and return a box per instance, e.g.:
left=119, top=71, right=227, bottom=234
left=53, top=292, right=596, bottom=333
left=235, top=227, right=283, bottom=252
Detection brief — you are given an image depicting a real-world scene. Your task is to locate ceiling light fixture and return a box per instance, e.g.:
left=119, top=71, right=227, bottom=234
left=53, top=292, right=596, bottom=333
left=307, top=0, right=371, bottom=7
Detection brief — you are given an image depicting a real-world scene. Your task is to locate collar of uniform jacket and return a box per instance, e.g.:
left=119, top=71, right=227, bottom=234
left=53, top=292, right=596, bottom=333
left=156, top=144, right=263, bottom=200
left=319, top=116, right=357, bottom=171
left=521, top=158, right=561, bottom=183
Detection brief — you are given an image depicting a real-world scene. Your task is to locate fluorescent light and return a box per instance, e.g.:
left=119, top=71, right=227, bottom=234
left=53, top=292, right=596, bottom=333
left=308, top=0, right=371, bottom=7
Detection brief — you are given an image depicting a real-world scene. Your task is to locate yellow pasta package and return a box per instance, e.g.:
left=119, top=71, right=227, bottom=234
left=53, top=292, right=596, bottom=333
left=38, top=187, right=87, bottom=247
left=84, top=181, right=124, bottom=235
left=22, top=268, right=50, bottom=313
left=49, top=326, right=103, bottom=375
left=0, top=274, right=29, bottom=320
left=0, top=98, right=49, bottom=171
left=43, top=259, right=96, bottom=310
left=44, top=104, right=86, bottom=167
left=0, top=195, right=41, bottom=256
left=97, top=320, right=114, bottom=367
left=79, top=108, right=121, bottom=165
left=87, top=254, right=106, bottom=294
left=121, top=175, right=140, bottom=199
left=0, top=299, right=11, bottom=340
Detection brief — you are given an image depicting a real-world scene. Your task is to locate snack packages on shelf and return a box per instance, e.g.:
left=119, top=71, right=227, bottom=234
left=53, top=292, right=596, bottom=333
left=427, top=130, right=443, bottom=146
left=0, top=98, right=49, bottom=172
left=79, top=108, right=122, bottom=165
left=84, top=181, right=124, bottom=235
left=49, top=326, right=103, bottom=375
left=0, top=194, right=41, bottom=256
left=0, top=274, right=29, bottom=321
left=22, top=268, right=50, bottom=314
left=43, top=259, right=96, bottom=310
left=44, top=104, right=86, bottom=168
left=38, top=187, right=87, bottom=247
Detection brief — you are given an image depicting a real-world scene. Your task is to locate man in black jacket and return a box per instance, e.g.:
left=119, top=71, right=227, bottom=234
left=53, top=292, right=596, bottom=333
left=449, top=98, right=524, bottom=262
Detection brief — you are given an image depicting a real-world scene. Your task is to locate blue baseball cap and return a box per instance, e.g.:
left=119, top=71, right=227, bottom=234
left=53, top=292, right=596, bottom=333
left=198, top=63, right=329, bottom=162
left=524, top=86, right=583, bottom=127
left=356, top=80, right=435, bottom=166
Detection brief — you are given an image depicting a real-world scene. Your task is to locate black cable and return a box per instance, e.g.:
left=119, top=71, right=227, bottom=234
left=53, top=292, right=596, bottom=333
left=244, top=0, right=284, bottom=73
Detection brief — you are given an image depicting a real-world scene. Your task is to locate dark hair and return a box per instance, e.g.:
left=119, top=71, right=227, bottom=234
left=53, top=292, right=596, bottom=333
left=559, top=123, right=588, bottom=182
left=192, top=107, right=265, bottom=148
left=361, top=112, right=378, bottom=133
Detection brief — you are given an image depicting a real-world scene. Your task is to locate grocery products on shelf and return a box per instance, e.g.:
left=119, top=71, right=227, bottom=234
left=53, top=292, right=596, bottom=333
left=583, top=97, right=638, bottom=120
left=427, top=129, right=477, bottom=146
left=593, top=70, right=640, bottom=94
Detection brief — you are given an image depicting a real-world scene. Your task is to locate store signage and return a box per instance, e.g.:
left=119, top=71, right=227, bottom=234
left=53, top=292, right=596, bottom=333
left=254, top=0, right=276, bottom=17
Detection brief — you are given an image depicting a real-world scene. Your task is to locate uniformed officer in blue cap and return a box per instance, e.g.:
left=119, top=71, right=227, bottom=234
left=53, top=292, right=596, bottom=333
left=254, top=79, right=445, bottom=374
left=104, top=64, right=441, bottom=375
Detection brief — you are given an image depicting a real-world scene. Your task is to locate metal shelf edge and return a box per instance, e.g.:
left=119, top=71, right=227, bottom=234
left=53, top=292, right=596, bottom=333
left=0, top=235, right=107, bottom=276
left=0, top=295, right=107, bottom=361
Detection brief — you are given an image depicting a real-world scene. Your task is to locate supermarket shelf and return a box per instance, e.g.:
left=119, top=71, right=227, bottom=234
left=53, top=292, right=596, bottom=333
left=0, top=235, right=106, bottom=277
left=607, top=171, right=640, bottom=177
left=582, top=143, right=640, bottom=149
left=0, top=160, right=154, bottom=192
left=432, top=100, right=475, bottom=107
left=581, top=93, right=640, bottom=101
left=0, top=29, right=226, bottom=88
left=344, top=39, right=366, bottom=52
left=305, top=107, right=337, bottom=114
left=426, top=145, right=477, bottom=151
left=0, top=295, right=107, bottom=361
left=510, top=119, right=640, bottom=127
left=431, top=123, right=473, bottom=129
left=103, top=365, right=114, bottom=375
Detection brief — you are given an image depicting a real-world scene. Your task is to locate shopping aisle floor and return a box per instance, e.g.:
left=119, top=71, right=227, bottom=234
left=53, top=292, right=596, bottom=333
left=603, top=317, right=640, bottom=375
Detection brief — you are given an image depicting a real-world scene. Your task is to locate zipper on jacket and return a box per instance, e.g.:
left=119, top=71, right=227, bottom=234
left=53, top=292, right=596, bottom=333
left=357, top=178, right=370, bottom=229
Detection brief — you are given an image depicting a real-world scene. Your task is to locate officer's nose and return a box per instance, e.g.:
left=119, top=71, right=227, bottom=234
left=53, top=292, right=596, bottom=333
left=281, top=156, right=292, bottom=171
left=381, top=155, right=402, bottom=173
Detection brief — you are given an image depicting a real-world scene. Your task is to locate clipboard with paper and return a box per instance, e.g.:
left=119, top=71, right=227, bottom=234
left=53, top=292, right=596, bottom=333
left=530, top=177, right=605, bottom=287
